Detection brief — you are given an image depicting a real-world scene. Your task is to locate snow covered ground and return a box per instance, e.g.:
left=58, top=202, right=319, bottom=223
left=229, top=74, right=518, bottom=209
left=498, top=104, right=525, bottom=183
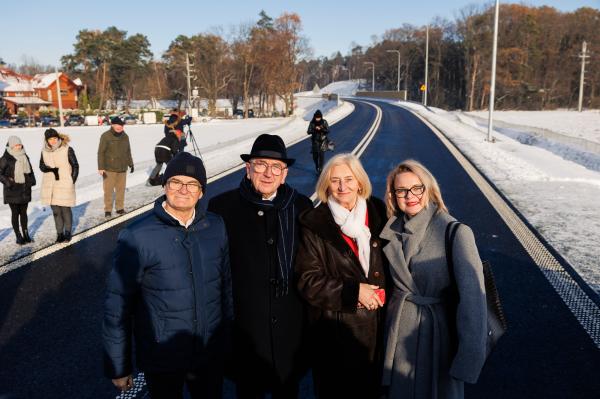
left=466, top=110, right=600, bottom=144
left=399, top=101, right=600, bottom=293
left=0, top=93, right=353, bottom=265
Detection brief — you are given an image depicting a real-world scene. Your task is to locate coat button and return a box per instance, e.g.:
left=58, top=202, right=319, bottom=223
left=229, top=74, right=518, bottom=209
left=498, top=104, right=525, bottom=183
left=271, top=317, right=278, bottom=325
left=374, top=271, right=381, bottom=277
left=267, top=238, right=274, bottom=245
left=270, top=278, right=277, bottom=286
left=372, top=241, right=378, bottom=247
left=258, top=210, right=264, bottom=216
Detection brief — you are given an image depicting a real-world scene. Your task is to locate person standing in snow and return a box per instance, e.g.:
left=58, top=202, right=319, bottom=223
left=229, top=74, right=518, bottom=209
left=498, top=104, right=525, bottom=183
left=307, top=109, right=330, bottom=174
left=97, top=116, right=134, bottom=218
left=0, top=136, right=36, bottom=245
left=39, top=128, right=79, bottom=243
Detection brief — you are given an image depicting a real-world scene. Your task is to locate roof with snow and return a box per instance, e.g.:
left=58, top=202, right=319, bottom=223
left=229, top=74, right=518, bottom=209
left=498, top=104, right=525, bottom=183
left=0, top=68, right=35, bottom=93
left=2, top=96, right=51, bottom=105
left=32, top=72, right=81, bottom=89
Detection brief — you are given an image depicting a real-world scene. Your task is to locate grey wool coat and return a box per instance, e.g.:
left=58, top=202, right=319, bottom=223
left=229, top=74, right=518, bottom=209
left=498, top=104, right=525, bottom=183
left=380, top=204, right=487, bottom=399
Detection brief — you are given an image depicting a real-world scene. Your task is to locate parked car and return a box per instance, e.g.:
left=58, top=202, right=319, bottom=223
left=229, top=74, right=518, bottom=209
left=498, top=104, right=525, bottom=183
left=65, top=114, right=85, bottom=126
left=233, top=108, right=254, bottom=118
left=13, top=117, right=33, bottom=128
left=40, top=116, right=60, bottom=127
left=122, top=114, right=139, bottom=125
left=0, top=119, right=10, bottom=128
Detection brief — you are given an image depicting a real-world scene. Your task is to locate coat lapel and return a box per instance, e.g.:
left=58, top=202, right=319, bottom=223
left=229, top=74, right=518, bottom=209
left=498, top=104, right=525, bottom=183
left=380, top=216, right=420, bottom=294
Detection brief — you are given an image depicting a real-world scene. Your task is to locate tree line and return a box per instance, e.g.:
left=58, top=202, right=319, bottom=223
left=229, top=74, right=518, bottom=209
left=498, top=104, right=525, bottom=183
left=300, top=4, right=600, bottom=110
left=4, top=5, right=599, bottom=114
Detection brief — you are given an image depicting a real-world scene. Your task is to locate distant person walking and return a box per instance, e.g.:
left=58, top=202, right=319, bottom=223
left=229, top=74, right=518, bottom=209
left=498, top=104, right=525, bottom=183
left=97, top=116, right=134, bottom=217
left=39, top=128, right=79, bottom=243
left=307, top=109, right=330, bottom=174
left=0, top=136, right=36, bottom=245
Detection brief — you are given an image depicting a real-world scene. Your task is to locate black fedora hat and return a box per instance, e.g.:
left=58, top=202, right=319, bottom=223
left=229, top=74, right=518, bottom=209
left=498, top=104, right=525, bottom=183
left=240, top=134, right=295, bottom=166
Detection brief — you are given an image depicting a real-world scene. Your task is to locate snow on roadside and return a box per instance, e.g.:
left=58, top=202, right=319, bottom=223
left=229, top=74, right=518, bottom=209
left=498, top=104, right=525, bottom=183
left=397, top=101, right=600, bottom=293
left=466, top=110, right=600, bottom=144
left=0, top=98, right=353, bottom=265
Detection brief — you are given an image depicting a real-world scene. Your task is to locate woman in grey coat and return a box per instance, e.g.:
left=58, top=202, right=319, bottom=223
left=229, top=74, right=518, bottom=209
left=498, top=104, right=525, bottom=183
left=380, top=160, right=487, bottom=399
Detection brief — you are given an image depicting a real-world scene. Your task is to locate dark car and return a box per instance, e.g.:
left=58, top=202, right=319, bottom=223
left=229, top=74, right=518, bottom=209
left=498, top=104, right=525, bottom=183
left=65, top=114, right=85, bottom=126
left=13, top=117, right=33, bottom=128
left=40, top=116, right=60, bottom=127
left=233, top=108, right=254, bottom=118
left=0, top=119, right=10, bottom=128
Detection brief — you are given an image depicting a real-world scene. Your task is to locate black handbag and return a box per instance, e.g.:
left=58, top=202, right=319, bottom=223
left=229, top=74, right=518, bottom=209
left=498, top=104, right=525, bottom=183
left=445, top=221, right=507, bottom=359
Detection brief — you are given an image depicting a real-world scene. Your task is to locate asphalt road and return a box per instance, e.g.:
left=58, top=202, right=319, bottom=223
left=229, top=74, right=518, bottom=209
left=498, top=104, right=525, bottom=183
left=1, top=99, right=599, bottom=399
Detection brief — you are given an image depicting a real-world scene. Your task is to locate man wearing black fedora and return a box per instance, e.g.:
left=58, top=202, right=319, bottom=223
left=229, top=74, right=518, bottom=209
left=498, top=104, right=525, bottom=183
left=208, top=134, right=312, bottom=398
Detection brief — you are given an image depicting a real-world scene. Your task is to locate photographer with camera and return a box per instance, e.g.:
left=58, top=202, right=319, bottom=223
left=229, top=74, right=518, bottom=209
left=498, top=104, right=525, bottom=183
left=165, top=110, right=191, bottom=152
left=307, top=110, right=330, bottom=174
left=147, top=128, right=182, bottom=186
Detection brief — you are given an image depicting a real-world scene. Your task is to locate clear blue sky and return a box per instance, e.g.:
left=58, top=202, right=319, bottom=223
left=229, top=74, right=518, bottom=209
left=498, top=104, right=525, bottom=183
left=1, top=0, right=597, bottom=66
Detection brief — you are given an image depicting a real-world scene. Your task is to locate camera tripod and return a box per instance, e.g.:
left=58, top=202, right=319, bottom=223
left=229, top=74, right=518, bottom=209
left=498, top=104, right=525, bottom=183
left=184, top=125, right=203, bottom=160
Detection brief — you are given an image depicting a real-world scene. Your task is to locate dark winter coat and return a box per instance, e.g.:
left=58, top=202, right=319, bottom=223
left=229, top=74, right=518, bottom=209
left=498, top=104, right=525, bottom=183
left=307, top=118, right=330, bottom=154
left=207, top=185, right=313, bottom=385
left=295, top=197, right=388, bottom=398
left=0, top=150, right=36, bottom=205
left=103, top=196, right=233, bottom=379
left=154, top=131, right=181, bottom=163
left=97, top=128, right=133, bottom=172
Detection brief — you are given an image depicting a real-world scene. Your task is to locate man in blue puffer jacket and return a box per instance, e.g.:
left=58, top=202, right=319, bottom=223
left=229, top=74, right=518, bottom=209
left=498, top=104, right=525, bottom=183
left=103, top=152, right=232, bottom=398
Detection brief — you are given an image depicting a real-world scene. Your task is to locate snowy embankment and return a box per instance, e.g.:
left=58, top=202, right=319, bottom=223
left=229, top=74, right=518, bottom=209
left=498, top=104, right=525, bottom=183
left=398, top=101, right=600, bottom=293
left=0, top=93, right=354, bottom=265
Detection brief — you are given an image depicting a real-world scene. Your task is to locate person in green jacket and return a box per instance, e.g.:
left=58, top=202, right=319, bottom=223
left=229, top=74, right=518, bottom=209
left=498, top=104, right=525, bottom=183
left=97, top=116, right=134, bottom=217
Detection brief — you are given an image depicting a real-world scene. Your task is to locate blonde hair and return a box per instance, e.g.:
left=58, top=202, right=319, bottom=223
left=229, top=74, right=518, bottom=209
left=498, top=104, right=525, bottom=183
left=384, top=159, right=448, bottom=217
left=315, top=153, right=372, bottom=203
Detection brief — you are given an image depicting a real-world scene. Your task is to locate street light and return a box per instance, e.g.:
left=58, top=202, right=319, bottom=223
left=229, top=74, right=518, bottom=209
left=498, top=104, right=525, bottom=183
left=363, top=62, right=375, bottom=92
left=386, top=50, right=401, bottom=92
left=487, top=0, right=500, bottom=142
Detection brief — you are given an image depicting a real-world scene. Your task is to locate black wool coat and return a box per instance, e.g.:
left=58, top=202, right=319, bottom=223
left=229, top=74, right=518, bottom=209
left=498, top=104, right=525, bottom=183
left=295, top=197, right=388, bottom=399
left=208, top=184, right=313, bottom=384
left=0, top=150, right=36, bottom=205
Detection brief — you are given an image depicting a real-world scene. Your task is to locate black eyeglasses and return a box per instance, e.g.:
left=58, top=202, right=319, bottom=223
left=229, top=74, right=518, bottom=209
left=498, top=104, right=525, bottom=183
left=250, top=161, right=287, bottom=176
left=167, top=179, right=202, bottom=194
left=394, top=185, right=425, bottom=198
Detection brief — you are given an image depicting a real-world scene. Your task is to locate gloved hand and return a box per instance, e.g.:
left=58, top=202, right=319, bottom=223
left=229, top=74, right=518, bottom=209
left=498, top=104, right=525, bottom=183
left=52, top=168, right=60, bottom=180
left=129, top=165, right=134, bottom=174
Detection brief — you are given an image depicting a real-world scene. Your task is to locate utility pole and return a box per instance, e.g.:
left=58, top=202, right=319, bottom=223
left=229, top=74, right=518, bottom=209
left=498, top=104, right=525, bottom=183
left=185, top=53, right=193, bottom=116
left=423, top=26, right=429, bottom=106
left=487, top=0, right=500, bottom=142
left=387, top=50, right=401, bottom=92
left=364, top=62, right=375, bottom=92
left=54, top=67, right=64, bottom=127
left=578, top=41, right=590, bottom=112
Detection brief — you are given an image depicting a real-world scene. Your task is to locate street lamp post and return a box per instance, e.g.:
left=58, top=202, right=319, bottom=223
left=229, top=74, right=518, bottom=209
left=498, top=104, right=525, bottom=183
left=364, top=62, right=375, bottom=92
left=423, top=26, right=429, bottom=106
left=487, top=0, right=500, bottom=142
left=387, top=50, right=401, bottom=92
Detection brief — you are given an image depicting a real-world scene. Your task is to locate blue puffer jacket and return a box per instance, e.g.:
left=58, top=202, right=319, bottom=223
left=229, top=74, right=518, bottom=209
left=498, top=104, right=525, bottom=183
left=102, top=196, right=233, bottom=378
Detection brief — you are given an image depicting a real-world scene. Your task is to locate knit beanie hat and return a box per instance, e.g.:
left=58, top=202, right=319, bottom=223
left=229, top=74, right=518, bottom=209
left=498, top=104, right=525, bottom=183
left=44, top=128, right=60, bottom=141
left=7, top=136, right=22, bottom=148
left=314, top=109, right=323, bottom=118
left=162, top=152, right=207, bottom=190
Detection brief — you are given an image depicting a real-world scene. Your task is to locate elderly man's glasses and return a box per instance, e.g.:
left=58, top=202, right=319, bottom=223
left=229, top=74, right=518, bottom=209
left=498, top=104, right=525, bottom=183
left=167, top=179, right=202, bottom=193
left=251, top=161, right=286, bottom=176
left=394, top=185, right=425, bottom=198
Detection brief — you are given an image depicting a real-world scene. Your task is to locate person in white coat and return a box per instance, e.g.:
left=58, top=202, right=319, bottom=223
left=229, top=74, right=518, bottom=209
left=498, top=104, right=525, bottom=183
left=39, top=129, right=79, bottom=243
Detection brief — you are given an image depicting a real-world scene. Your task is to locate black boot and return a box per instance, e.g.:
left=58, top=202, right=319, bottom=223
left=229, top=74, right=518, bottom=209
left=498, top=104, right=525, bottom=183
left=15, top=231, right=25, bottom=245
left=22, top=229, right=33, bottom=243
left=56, top=233, right=65, bottom=243
left=63, top=231, right=72, bottom=242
